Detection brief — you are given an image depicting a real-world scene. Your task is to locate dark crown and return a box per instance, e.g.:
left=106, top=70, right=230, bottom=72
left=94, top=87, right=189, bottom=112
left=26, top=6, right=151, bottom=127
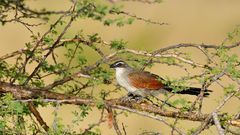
left=110, top=61, right=128, bottom=68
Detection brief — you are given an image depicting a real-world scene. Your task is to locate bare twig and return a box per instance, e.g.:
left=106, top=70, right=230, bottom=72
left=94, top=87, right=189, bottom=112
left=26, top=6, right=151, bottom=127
left=27, top=102, right=49, bottom=132
left=212, top=112, right=225, bottom=135
left=107, top=107, right=122, bottom=135
left=111, top=10, right=168, bottom=26
left=112, top=105, right=186, bottom=135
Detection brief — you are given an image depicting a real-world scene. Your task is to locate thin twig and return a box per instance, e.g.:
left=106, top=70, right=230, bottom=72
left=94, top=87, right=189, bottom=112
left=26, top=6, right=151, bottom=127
left=212, top=112, right=225, bottom=135
left=107, top=107, right=122, bottom=135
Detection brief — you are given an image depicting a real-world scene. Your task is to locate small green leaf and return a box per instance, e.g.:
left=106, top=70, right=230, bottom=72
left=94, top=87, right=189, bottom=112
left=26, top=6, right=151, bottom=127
left=110, top=39, right=126, bottom=50
left=96, top=99, right=105, bottom=109
left=224, top=84, right=236, bottom=95
left=127, top=18, right=134, bottom=24
left=104, top=19, right=114, bottom=26
left=9, top=102, right=24, bottom=114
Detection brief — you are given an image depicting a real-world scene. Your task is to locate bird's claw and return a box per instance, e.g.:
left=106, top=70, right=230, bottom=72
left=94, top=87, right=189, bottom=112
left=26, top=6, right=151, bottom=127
left=120, top=93, right=144, bottom=103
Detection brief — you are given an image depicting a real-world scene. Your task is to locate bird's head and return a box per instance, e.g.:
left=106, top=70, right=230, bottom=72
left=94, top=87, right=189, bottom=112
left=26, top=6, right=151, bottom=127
left=110, top=61, right=129, bottom=69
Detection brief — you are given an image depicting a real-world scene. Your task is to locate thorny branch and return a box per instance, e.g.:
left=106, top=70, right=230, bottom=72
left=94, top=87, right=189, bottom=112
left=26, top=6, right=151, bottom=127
left=1, top=36, right=240, bottom=134
left=1, top=32, right=240, bottom=134
left=0, top=80, right=240, bottom=126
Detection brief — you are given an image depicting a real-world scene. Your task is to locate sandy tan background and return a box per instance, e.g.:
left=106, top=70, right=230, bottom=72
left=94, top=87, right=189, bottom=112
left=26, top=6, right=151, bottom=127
left=1, top=0, right=240, bottom=134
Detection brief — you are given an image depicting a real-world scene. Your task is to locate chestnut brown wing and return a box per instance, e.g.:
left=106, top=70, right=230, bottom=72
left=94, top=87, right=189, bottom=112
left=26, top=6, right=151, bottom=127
left=128, top=71, right=164, bottom=90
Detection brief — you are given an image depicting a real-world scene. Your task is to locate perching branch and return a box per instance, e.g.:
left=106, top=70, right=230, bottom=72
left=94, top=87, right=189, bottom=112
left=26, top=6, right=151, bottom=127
left=0, top=81, right=239, bottom=128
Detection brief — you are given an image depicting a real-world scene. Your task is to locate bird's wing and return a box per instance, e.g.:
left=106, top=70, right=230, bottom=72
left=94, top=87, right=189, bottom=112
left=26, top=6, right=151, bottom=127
left=128, top=71, right=164, bottom=90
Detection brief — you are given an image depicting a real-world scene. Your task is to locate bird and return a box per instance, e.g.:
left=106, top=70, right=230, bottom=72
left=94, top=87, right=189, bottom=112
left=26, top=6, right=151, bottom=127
left=110, top=60, right=211, bottom=98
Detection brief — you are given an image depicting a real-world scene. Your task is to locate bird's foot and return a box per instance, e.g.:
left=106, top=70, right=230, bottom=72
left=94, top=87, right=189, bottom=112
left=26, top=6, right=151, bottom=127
left=120, top=93, right=144, bottom=103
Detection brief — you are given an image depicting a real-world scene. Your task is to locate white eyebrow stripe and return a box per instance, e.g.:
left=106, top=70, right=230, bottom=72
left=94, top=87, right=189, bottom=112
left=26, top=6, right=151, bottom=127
left=116, top=62, right=124, bottom=65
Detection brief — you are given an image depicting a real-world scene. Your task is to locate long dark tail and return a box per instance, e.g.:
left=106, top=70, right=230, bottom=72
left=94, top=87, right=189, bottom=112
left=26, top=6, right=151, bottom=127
left=164, top=87, right=212, bottom=96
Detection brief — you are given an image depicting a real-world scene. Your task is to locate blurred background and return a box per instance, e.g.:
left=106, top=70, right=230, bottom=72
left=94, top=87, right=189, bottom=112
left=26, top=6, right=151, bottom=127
left=1, top=0, right=240, bottom=134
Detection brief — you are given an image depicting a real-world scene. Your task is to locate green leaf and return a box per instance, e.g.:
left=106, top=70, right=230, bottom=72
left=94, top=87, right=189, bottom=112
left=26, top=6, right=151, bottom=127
left=9, top=102, right=24, bottom=114
left=104, top=19, right=114, bottom=26
left=88, top=33, right=100, bottom=42
left=77, top=55, right=87, bottom=65
left=224, top=84, right=236, bottom=95
left=96, top=99, right=105, bottom=109
left=110, top=39, right=126, bottom=50
left=0, top=120, right=6, bottom=129
left=127, top=18, right=134, bottom=24
left=0, top=60, right=8, bottom=78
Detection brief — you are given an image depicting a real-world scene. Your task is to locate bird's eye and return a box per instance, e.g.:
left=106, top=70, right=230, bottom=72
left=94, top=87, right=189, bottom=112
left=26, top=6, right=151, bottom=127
left=116, top=63, right=122, bottom=67
left=116, top=62, right=124, bottom=67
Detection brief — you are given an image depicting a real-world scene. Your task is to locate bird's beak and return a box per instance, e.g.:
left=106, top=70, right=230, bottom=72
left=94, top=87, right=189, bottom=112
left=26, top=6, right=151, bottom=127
left=109, top=63, right=115, bottom=68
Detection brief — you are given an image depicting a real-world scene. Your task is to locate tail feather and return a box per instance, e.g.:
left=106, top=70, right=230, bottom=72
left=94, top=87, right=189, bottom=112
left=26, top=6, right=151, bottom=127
left=164, top=87, right=212, bottom=96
